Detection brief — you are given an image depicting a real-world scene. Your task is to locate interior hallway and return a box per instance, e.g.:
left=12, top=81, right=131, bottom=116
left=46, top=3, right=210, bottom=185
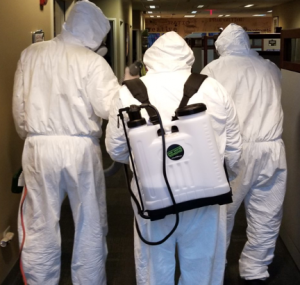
left=2, top=124, right=300, bottom=285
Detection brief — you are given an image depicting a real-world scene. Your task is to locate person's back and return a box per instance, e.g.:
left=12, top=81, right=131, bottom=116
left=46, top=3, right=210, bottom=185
left=106, top=31, right=242, bottom=285
left=14, top=10, right=118, bottom=138
left=202, top=23, right=287, bottom=284
left=202, top=33, right=283, bottom=142
left=12, top=1, right=120, bottom=284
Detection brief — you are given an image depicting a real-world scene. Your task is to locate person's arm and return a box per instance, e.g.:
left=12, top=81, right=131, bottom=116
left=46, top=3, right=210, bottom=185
left=105, top=90, right=130, bottom=164
left=86, top=56, right=121, bottom=120
left=200, top=71, right=242, bottom=179
left=222, top=85, right=242, bottom=180
left=12, top=59, right=27, bottom=139
left=105, top=82, right=146, bottom=164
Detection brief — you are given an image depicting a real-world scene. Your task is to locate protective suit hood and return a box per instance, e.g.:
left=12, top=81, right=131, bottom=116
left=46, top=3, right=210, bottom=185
left=144, top=31, right=195, bottom=73
left=61, top=0, right=110, bottom=50
left=215, top=23, right=256, bottom=56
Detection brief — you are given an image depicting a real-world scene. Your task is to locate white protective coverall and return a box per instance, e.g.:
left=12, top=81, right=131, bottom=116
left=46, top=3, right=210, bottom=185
left=202, top=23, right=287, bottom=281
left=105, top=31, right=242, bottom=285
left=12, top=1, right=120, bottom=284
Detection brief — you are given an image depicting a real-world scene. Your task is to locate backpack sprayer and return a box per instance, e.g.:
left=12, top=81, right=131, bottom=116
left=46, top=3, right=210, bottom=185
left=118, top=74, right=232, bottom=245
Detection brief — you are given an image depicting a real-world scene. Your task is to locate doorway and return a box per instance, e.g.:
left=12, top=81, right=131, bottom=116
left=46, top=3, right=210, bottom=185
left=103, top=20, right=116, bottom=73
left=53, top=0, right=74, bottom=37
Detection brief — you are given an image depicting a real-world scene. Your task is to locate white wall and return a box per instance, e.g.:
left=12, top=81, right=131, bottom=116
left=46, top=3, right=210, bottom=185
left=280, top=69, right=300, bottom=270
left=273, top=0, right=300, bottom=30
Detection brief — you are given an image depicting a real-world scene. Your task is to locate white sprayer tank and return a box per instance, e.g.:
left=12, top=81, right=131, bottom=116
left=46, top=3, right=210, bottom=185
left=127, top=103, right=231, bottom=219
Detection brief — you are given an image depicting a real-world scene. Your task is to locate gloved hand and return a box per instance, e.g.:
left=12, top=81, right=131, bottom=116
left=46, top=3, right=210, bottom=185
left=123, top=66, right=140, bottom=81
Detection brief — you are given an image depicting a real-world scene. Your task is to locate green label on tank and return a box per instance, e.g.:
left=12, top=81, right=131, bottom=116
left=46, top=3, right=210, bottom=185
left=167, top=144, right=184, bottom=161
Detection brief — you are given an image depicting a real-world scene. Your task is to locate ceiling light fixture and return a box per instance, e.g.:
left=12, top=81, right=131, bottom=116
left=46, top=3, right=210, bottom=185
left=253, top=14, right=266, bottom=16
left=225, top=15, right=230, bottom=17
left=184, top=15, right=195, bottom=17
left=268, top=10, right=272, bottom=12
left=157, top=15, right=160, bottom=17
left=150, top=5, right=155, bottom=9
left=150, top=15, right=154, bottom=17
left=147, top=11, right=153, bottom=14
left=191, top=11, right=197, bottom=14
left=218, top=15, right=224, bottom=17
left=245, top=4, right=254, bottom=7
left=197, top=5, right=204, bottom=8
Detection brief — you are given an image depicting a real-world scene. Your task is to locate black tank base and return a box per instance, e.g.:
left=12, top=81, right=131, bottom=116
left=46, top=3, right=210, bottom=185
left=146, top=191, right=232, bottom=221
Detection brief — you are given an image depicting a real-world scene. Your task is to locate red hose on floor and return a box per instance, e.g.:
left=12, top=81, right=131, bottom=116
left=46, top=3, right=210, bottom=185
left=19, top=186, right=28, bottom=285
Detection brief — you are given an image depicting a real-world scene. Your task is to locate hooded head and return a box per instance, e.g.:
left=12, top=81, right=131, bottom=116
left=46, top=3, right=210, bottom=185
left=62, top=0, right=110, bottom=50
left=215, top=23, right=254, bottom=56
left=143, top=31, right=194, bottom=73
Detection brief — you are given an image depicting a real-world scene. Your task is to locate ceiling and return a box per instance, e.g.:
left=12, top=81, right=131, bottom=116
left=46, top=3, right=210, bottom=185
left=132, top=0, right=292, bottom=18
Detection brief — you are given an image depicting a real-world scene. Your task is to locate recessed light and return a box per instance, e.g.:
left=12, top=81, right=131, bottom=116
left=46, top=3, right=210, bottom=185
left=253, top=14, right=266, bottom=16
left=147, top=11, right=153, bottom=14
left=184, top=15, right=195, bottom=17
left=150, top=5, right=155, bottom=9
left=245, top=4, right=254, bottom=8
left=268, top=10, right=272, bottom=12
left=191, top=11, right=197, bottom=14
left=197, top=5, right=204, bottom=8
left=218, top=15, right=224, bottom=17
left=225, top=15, right=230, bottom=17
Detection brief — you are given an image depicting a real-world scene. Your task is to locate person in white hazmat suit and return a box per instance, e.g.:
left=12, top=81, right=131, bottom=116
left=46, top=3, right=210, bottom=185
left=201, top=23, right=287, bottom=285
left=12, top=1, right=124, bottom=284
left=105, top=31, right=242, bottom=285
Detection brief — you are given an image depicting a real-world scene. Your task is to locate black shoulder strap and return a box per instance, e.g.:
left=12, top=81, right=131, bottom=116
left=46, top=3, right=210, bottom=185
left=178, top=73, right=208, bottom=109
left=122, top=78, right=149, bottom=104
left=122, top=78, right=157, bottom=121
left=123, top=74, right=208, bottom=120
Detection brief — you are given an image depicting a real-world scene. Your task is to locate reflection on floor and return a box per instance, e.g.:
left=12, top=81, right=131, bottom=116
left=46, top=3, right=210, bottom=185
left=3, top=142, right=300, bottom=285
